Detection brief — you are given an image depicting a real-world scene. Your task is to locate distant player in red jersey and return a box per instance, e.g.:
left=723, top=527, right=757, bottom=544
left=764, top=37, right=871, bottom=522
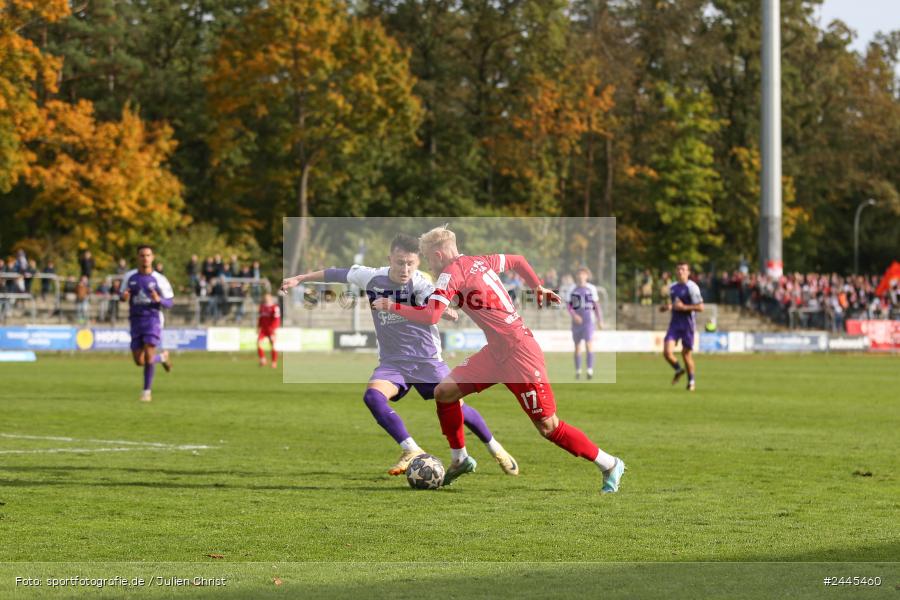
left=257, top=292, right=280, bottom=368
left=372, top=225, right=626, bottom=493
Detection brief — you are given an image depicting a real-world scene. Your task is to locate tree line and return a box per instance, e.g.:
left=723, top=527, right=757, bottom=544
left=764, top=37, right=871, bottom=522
left=1, top=0, right=897, bottom=282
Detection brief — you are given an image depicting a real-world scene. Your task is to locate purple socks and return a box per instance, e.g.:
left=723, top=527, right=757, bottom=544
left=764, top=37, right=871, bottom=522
left=143, top=362, right=155, bottom=391
left=363, top=387, right=495, bottom=445
left=586, top=352, right=594, bottom=370
left=363, top=388, right=411, bottom=444
left=461, top=403, right=492, bottom=443
left=574, top=353, right=582, bottom=371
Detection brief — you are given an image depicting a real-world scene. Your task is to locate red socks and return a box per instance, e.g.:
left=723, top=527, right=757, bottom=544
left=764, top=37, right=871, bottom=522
left=436, top=401, right=465, bottom=449
left=547, top=420, right=600, bottom=461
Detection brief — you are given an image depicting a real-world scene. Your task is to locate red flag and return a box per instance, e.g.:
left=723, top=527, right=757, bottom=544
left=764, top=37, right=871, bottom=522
left=875, top=261, right=900, bottom=297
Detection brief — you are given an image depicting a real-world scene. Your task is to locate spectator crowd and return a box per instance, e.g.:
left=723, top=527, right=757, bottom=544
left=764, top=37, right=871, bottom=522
left=1, top=248, right=268, bottom=325
left=638, top=267, right=900, bottom=332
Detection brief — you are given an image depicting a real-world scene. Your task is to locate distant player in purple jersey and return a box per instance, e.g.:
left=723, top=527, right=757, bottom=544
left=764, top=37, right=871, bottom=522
left=281, top=234, right=518, bottom=477
left=120, top=245, right=173, bottom=402
left=567, top=267, right=603, bottom=380
left=660, top=262, right=704, bottom=391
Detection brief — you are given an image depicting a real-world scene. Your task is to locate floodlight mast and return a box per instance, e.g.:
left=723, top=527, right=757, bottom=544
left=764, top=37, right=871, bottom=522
left=760, top=0, right=783, bottom=277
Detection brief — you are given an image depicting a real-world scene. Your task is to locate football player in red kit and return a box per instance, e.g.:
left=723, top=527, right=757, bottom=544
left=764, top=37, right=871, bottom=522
left=372, top=225, right=625, bottom=493
left=257, top=292, right=281, bottom=368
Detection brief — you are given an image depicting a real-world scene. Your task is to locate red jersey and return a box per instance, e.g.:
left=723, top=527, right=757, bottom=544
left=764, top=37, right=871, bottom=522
left=257, top=303, right=281, bottom=331
left=431, top=254, right=541, bottom=360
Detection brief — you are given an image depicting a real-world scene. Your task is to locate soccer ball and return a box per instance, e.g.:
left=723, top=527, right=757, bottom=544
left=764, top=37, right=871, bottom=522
left=405, top=454, right=445, bottom=490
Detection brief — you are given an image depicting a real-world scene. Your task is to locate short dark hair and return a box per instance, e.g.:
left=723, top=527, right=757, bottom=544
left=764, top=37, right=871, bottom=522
left=676, top=261, right=690, bottom=269
left=390, top=234, right=419, bottom=255
left=137, top=244, right=154, bottom=254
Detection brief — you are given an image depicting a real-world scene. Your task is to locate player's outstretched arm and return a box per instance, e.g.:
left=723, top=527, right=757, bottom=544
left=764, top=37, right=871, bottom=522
left=280, top=269, right=328, bottom=294
left=501, top=254, right=561, bottom=306
left=371, top=297, right=448, bottom=325
left=502, top=255, right=542, bottom=288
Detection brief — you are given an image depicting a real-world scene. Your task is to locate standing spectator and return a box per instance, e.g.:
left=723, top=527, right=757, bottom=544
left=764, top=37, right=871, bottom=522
left=23, top=259, right=37, bottom=294
left=212, top=254, right=225, bottom=278
left=827, top=293, right=844, bottom=332
left=251, top=260, right=262, bottom=280
left=4, top=257, right=23, bottom=292
left=41, top=260, right=56, bottom=298
left=229, top=277, right=247, bottom=323
left=14, top=248, right=28, bottom=273
left=659, top=272, right=672, bottom=304
left=543, top=268, right=559, bottom=291
left=186, top=255, right=200, bottom=294
left=75, top=275, right=90, bottom=323
left=639, top=269, right=654, bottom=306
left=154, top=261, right=165, bottom=275
left=229, top=254, right=240, bottom=277
left=201, top=256, right=216, bottom=282
left=79, top=250, right=95, bottom=282
left=108, top=278, right=121, bottom=323
left=115, top=258, right=128, bottom=275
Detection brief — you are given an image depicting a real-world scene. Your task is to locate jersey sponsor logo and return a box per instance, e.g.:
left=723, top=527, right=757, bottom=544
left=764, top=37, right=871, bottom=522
left=378, top=311, right=408, bottom=326
left=436, top=272, right=451, bottom=290
left=468, top=260, right=488, bottom=275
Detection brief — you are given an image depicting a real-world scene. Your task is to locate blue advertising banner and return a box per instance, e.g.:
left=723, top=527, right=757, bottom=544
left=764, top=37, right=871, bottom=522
left=82, top=328, right=208, bottom=351
left=443, top=329, right=487, bottom=352
left=88, top=329, right=131, bottom=350
left=699, top=332, right=729, bottom=353
left=0, top=326, right=77, bottom=350
left=745, top=333, right=828, bottom=352
left=163, top=328, right=207, bottom=351
left=0, top=350, right=37, bottom=362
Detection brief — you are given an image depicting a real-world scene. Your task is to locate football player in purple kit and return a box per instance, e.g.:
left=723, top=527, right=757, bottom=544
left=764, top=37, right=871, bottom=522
left=659, top=262, right=704, bottom=391
left=281, top=234, right=519, bottom=477
left=121, top=245, right=174, bottom=402
left=567, top=267, right=603, bottom=380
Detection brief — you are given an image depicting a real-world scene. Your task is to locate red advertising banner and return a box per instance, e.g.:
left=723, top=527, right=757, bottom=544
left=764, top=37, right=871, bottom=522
left=846, top=320, right=900, bottom=350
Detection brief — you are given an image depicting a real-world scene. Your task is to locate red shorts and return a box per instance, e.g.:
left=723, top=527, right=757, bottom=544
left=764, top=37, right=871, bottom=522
left=451, top=332, right=556, bottom=421
left=258, top=329, right=277, bottom=340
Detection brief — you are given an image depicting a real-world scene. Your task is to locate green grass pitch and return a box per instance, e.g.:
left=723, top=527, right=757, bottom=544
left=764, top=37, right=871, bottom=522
left=0, top=352, right=897, bottom=598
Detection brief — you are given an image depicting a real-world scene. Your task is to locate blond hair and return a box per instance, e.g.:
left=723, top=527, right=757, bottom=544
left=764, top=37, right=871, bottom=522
left=419, top=224, right=457, bottom=254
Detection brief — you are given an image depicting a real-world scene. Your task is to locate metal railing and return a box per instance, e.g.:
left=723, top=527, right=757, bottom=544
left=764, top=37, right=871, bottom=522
left=0, top=272, right=62, bottom=323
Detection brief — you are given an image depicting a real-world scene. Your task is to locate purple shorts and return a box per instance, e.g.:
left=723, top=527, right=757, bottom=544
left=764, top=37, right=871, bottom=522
left=130, top=321, right=161, bottom=350
left=664, top=324, right=695, bottom=351
left=572, top=323, right=595, bottom=344
left=370, top=358, right=451, bottom=401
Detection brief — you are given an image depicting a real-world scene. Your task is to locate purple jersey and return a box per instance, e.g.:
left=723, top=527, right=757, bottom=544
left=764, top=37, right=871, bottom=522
left=123, top=269, right=174, bottom=332
left=326, top=265, right=442, bottom=362
left=568, top=284, right=601, bottom=327
left=668, top=280, right=703, bottom=329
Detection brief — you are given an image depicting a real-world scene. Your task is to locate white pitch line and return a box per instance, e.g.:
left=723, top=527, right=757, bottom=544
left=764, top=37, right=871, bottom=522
left=0, top=433, right=182, bottom=448
left=0, top=445, right=215, bottom=455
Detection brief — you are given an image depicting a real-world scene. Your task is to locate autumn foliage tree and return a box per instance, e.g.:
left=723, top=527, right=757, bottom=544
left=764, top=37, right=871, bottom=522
left=206, top=0, right=422, bottom=273
left=0, top=0, right=187, bottom=267
left=18, top=100, right=187, bottom=261
left=0, top=0, right=68, bottom=192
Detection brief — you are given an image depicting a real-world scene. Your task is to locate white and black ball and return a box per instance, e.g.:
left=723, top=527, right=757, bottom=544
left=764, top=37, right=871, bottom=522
left=405, top=454, right=445, bottom=490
